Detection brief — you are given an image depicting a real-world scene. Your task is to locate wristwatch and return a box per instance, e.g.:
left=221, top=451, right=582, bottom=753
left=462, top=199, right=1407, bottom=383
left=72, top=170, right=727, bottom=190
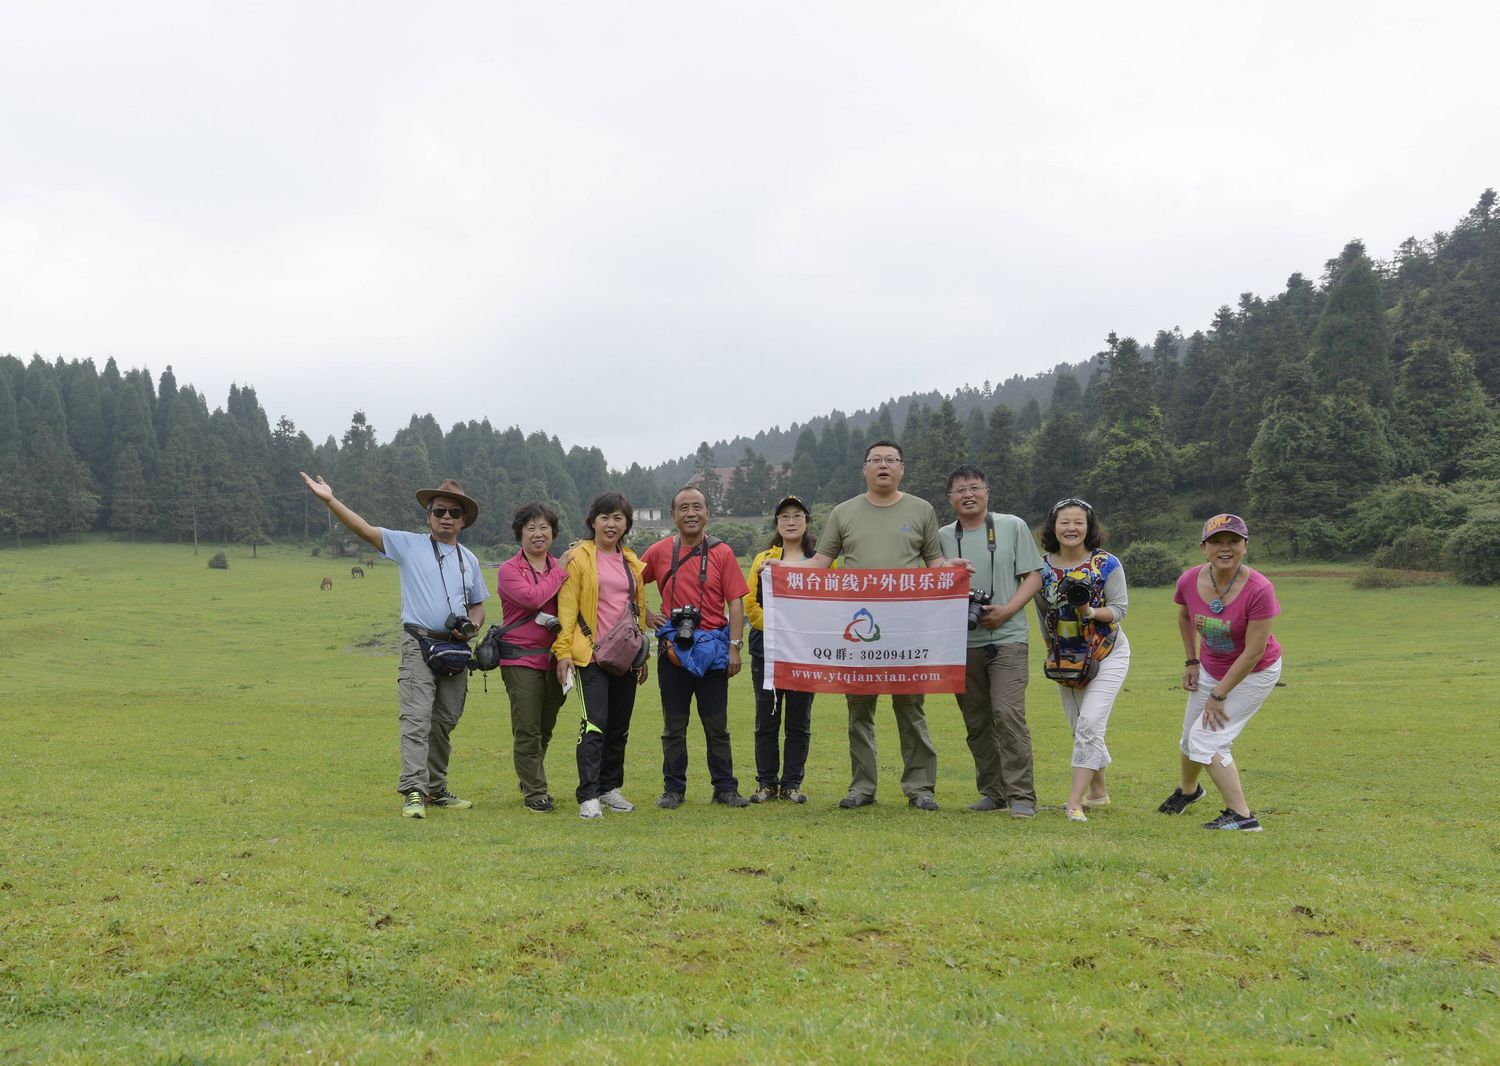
left=729, top=639, right=743, bottom=649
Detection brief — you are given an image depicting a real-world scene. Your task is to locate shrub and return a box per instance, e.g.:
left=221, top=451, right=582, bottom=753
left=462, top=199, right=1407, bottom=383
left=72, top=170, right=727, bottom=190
left=1444, top=510, right=1500, bottom=584
left=1117, top=541, right=1182, bottom=587
left=1353, top=567, right=1444, bottom=589
left=1371, top=527, right=1446, bottom=571
left=310, top=545, right=322, bottom=557
left=208, top=552, right=229, bottom=570
left=1295, top=516, right=1351, bottom=560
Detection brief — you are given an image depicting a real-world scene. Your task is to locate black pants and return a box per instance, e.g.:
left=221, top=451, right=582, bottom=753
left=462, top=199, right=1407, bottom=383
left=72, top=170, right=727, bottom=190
left=575, top=664, right=638, bottom=803
left=750, top=650, right=812, bottom=789
left=658, top=651, right=737, bottom=794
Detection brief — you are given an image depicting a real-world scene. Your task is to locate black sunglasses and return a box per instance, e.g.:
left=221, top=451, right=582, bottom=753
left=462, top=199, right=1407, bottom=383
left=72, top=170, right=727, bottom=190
left=1052, top=497, right=1093, bottom=513
left=428, top=506, right=465, bottom=520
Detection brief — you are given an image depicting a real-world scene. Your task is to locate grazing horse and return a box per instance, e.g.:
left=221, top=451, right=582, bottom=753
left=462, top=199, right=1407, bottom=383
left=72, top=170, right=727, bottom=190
left=351, top=566, right=365, bottom=579
left=320, top=577, right=333, bottom=591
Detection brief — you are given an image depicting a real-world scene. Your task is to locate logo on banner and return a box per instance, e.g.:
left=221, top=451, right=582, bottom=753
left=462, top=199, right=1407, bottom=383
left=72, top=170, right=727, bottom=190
left=842, top=607, right=882, bottom=643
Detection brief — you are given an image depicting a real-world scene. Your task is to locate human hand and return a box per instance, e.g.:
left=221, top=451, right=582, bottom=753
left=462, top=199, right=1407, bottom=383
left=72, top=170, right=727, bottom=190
left=941, top=557, right=976, bottom=572
left=635, top=661, right=649, bottom=685
left=300, top=472, right=333, bottom=502
left=556, top=660, right=573, bottom=688
left=647, top=610, right=669, bottom=630
left=1182, top=665, right=1200, bottom=691
left=726, top=646, right=742, bottom=678
left=1201, top=694, right=1229, bottom=730
left=978, top=604, right=1007, bottom=630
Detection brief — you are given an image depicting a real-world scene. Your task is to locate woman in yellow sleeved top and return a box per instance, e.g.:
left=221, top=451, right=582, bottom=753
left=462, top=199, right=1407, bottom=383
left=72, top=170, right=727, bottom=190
left=744, top=496, right=825, bottom=805
left=553, top=492, right=649, bottom=821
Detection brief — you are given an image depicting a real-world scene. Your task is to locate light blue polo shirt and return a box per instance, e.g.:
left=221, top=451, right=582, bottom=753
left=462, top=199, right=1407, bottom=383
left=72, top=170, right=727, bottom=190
left=380, top=529, right=489, bottom=631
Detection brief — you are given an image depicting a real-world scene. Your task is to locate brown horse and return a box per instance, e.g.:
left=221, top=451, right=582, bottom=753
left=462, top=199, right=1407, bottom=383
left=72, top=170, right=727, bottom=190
left=320, top=577, right=333, bottom=591
left=351, top=566, right=365, bottom=579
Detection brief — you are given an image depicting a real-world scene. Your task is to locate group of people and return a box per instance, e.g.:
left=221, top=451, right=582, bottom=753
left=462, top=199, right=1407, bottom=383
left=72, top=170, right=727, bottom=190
left=300, top=439, right=1285, bottom=833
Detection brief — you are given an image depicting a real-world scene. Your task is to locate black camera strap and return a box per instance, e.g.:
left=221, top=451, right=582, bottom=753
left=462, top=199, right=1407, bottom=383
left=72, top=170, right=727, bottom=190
left=665, top=535, right=720, bottom=609
left=429, top=535, right=472, bottom=620
left=954, top=513, right=998, bottom=597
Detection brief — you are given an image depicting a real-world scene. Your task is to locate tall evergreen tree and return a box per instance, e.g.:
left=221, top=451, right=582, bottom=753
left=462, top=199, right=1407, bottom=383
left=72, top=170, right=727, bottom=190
left=1310, top=242, right=1393, bottom=405
left=107, top=445, right=153, bottom=540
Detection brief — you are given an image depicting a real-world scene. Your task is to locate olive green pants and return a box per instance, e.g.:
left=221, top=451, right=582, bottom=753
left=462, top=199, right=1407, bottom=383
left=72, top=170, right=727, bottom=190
left=501, top=664, right=565, bottom=802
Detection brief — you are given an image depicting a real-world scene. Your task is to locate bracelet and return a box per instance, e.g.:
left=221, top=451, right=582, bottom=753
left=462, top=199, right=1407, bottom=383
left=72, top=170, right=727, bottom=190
left=1208, top=690, right=1226, bottom=702
left=1184, top=658, right=1200, bottom=666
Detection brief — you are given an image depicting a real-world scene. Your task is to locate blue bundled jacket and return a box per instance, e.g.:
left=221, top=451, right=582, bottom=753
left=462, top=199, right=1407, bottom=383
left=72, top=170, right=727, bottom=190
left=656, top=623, right=730, bottom=677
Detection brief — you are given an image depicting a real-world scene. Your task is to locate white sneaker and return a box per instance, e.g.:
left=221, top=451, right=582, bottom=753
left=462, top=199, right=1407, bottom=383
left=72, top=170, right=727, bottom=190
left=579, top=798, right=604, bottom=819
left=598, top=788, right=635, bottom=812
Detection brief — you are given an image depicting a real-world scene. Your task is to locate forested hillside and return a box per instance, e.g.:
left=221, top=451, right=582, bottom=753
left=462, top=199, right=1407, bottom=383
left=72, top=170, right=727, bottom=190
left=2, top=190, right=1497, bottom=572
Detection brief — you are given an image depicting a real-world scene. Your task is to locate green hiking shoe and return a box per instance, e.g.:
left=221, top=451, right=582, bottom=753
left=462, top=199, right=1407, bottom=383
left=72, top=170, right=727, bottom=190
left=428, top=787, right=473, bottom=809
left=402, top=790, right=426, bottom=819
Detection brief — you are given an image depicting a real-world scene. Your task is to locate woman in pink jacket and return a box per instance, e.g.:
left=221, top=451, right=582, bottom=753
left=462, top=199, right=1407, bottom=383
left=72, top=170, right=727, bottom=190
left=496, top=502, right=570, bottom=813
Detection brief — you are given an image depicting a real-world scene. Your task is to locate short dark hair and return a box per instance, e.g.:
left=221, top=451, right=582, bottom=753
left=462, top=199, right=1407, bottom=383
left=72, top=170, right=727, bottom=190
left=584, top=491, right=634, bottom=538
left=672, top=485, right=709, bottom=511
left=1039, top=498, right=1107, bottom=552
left=945, top=464, right=988, bottom=492
left=511, top=501, right=560, bottom=541
left=864, top=439, right=904, bottom=462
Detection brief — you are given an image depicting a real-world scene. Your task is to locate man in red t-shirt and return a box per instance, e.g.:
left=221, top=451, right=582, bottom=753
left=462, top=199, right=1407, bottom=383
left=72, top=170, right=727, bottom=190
left=641, top=486, right=751, bottom=809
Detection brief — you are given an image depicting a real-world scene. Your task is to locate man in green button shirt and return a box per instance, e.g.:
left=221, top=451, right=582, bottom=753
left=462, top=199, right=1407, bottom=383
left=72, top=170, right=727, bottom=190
left=939, top=464, right=1044, bottom=818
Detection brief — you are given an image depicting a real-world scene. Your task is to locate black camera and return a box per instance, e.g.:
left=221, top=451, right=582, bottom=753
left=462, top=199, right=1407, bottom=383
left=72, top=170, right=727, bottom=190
left=966, top=589, right=993, bottom=630
left=534, top=611, right=562, bottom=635
left=445, top=613, right=478, bottom=640
left=1057, top=572, right=1093, bottom=610
left=670, top=605, right=701, bottom=648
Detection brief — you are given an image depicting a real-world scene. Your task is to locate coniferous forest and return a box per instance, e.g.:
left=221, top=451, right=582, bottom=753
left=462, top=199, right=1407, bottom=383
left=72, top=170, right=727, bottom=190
left=3, top=191, right=1498, bottom=577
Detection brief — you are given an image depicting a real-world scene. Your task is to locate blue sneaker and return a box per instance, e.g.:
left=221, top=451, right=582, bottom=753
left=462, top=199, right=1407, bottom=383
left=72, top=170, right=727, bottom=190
left=1202, top=808, right=1262, bottom=832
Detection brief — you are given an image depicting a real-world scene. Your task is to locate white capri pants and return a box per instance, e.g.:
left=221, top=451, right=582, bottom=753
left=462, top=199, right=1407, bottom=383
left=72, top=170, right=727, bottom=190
left=1056, top=632, right=1130, bottom=771
left=1180, top=659, right=1283, bottom=765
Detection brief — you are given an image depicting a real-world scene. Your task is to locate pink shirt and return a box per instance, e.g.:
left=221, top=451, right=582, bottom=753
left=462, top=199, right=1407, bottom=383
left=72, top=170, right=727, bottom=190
left=594, top=549, right=632, bottom=636
left=496, top=552, right=568, bottom=670
left=1174, top=566, right=1282, bottom=679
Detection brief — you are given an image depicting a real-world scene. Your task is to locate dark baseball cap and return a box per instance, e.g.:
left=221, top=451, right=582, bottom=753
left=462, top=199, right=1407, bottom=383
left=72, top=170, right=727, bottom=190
left=773, top=495, right=810, bottom=517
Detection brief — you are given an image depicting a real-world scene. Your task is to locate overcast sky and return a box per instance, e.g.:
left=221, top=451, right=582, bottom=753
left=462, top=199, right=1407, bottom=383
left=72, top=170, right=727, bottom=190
left=3, top=1, right=1497, bottom=467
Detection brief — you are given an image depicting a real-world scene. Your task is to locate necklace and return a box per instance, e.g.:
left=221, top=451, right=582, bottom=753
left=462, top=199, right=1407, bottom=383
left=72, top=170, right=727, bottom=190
left=1208, top=562, right=1242, bottom=615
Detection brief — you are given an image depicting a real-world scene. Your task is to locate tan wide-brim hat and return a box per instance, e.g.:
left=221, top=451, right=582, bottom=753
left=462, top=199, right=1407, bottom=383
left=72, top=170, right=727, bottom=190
left=415, top=479, right=479, bottom=526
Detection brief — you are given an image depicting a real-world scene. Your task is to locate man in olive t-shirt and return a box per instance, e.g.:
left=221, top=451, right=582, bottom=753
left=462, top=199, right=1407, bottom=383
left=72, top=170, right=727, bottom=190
left=797, top=440, right=964, bottom=811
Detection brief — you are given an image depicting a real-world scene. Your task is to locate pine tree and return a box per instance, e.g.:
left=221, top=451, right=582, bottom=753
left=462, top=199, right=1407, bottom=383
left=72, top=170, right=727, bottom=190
left=1310, top=242, right=1393, bottom=406
left=107, top=445, right=153, bottom=539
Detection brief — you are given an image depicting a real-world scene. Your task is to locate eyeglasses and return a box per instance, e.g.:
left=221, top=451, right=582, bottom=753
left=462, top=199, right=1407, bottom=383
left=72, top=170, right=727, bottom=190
left=428, top=507, right=465, bottom=519
left=865, top=457, right=903, bottom=466
left=1052, top=498, right=1093, bottom=513
left=948, top=483, right=987, bottom=496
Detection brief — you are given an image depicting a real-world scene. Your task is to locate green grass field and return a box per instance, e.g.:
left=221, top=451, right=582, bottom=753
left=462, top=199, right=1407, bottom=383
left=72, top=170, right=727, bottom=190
left=2, top=540, right=1497, bottom=1064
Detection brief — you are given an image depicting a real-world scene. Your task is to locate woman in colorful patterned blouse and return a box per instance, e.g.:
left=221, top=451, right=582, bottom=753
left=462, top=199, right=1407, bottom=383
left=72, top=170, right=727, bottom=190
left=1032, top=498, right=1129, bottom=824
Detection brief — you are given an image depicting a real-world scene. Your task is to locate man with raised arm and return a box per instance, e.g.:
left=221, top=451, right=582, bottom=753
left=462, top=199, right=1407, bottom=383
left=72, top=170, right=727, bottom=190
left=640, top=486, right=751, bottom=810
left=301, top=472, right=487, bottom=819
left=787, top=440, right=968, bottom=811
left=940, top=463, right=1044, bottom=819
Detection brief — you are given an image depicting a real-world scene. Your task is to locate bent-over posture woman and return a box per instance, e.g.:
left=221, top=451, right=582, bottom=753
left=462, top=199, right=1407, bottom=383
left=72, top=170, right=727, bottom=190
left=743, top=495, right=822, bottom=804
left=553, top=493, right=649, bottom=820
left=1158, top=513, right=1283, bottom=832
left=1033, top=498, right=1129, bottom=824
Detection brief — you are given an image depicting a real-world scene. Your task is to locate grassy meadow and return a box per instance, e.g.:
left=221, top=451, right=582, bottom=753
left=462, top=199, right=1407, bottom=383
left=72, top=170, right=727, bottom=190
left=1, top=539, right=1497, bottom=1064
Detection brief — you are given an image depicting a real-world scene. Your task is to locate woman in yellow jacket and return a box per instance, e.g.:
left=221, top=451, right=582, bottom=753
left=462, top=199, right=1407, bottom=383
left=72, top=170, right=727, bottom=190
left=553, top=492, right=649, bottom=820
left=744, top=495, right=825, bottom=805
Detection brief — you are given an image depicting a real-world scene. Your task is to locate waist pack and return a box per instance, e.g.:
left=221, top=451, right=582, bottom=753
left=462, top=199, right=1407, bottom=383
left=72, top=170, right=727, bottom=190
left=473, top=612, right=549, bottom=672
left=405, top=625, right=473, bottom=676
